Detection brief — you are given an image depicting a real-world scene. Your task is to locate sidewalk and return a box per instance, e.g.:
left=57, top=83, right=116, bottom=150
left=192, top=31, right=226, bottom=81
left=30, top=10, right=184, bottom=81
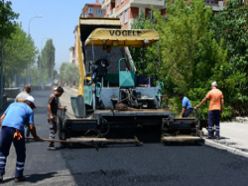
left=204, top=118, right=248, bottom=158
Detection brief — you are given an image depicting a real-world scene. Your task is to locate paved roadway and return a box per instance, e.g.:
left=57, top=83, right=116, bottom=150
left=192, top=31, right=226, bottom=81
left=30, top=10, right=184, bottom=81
left=2, top=90, right=248, bottom=186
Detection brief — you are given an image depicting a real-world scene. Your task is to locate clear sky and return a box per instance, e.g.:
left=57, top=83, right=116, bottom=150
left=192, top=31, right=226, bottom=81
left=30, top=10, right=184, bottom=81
left=9, top=0, right=91, bottom=70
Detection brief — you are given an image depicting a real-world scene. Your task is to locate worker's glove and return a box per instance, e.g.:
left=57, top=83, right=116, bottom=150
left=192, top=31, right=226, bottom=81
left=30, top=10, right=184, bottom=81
left=13, top=130, right=23, bottom=141
left=48, top=116, right=56, bottom=123
left=59, top=106, right=67, bottom=111
left=33, top=136, right=42, bottom=141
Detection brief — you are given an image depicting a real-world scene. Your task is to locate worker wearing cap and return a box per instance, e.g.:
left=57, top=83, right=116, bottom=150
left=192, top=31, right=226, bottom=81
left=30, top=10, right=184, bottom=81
left=0, top=96, right=40, bottom=182
left=179, top=94, right=193, bottom=118
left=195, top=81, right=224, bottom=139
left=47, top=86, right=64, bottom=150
left=16, top=84, right=32, bottom=138
left=16, top=85, right=32, bottom=102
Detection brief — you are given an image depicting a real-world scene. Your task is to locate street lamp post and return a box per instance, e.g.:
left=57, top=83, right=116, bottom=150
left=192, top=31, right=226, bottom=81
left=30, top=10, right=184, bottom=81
left=26, top=16, right=42, bottom=84
left=28, top=16, right=42, bottom=35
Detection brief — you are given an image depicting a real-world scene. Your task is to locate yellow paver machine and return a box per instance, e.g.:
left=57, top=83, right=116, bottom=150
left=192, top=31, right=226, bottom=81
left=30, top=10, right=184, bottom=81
left=57, top=17, right=202, bottom=145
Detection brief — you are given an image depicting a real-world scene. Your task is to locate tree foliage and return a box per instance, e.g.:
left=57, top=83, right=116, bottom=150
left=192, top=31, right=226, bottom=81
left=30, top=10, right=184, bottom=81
left=39, top=39, right=55, bottom=81
left=3, top=24, right=36, bottom=86
left=131, top=0, right=233, bottom=119
left=158, top=0, right=227, bottom=95
left=0, top=0, right=18, bottom=99
left=0, top=0, right=18, bottom=40
left=59, top=63, right=79, bottom=86
left=211, top=0, right=248, bottom=115
left=131, top=12, right=161, bottom=78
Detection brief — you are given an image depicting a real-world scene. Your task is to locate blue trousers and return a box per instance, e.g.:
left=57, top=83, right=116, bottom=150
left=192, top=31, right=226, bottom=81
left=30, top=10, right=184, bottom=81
left=0, top=126, right=26, bottom=177
left=208, top=110, right=220, bottom=137
left=183, top=108, right=193, bottom=117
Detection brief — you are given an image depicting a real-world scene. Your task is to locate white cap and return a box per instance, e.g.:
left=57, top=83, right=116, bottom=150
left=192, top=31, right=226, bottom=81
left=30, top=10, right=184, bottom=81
left=211, top=81, right=217, bottom=87
left=25, top=96, right=36, bottom=108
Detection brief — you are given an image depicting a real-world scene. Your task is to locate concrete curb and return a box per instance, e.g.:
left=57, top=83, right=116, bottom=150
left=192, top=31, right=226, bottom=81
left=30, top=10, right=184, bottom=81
left=204, top=138, right=248, bottom=158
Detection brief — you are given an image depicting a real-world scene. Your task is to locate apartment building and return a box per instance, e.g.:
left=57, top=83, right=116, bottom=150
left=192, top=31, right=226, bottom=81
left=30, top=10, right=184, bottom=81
left=81, top=0, right=105, bottom=17
left=102, top=0, right=166, bottom=29
left=70, top=1, right=104, bottom=65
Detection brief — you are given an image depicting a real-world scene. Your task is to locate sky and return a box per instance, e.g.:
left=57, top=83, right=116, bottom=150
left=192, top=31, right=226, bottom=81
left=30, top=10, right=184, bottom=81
left=9, top=0, right=92, bottom=70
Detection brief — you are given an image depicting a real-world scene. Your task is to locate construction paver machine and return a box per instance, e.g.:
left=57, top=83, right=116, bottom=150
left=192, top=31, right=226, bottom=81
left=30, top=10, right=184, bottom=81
left=57, top=17, right=201, bottom=145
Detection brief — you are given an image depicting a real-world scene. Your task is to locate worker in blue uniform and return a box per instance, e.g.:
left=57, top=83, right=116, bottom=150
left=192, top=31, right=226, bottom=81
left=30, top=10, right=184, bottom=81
left=0, top=96, right=40, bottom=182
left=179, top=94, right=193, bottom=117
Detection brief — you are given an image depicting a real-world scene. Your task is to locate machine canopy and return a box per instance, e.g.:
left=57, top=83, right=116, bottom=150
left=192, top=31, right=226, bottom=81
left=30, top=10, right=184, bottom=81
left=85, top=28, right=159, bottom=47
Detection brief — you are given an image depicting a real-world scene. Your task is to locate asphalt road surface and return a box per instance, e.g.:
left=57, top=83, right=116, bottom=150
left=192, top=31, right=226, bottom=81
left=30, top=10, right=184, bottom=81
left=2, top=90, right=248, bottom=186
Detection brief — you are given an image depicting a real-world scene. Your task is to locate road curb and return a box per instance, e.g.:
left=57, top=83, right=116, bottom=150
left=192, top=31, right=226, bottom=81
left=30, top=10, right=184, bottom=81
left=204, top=138, right=248, bottom=158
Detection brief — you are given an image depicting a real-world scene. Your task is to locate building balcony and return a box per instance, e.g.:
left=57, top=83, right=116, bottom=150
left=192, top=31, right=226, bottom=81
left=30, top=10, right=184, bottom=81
left=130, top=0, right=165, bottom=8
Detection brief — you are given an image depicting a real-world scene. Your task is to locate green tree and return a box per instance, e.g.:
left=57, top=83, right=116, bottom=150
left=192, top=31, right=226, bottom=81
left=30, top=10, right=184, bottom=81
left=211, top=0, right=248, bottom=115
left=40, top=39, right=55, bottom=81
left=131, top=0, right=228, bottom=119
left=0, top=0, right=18, bottom=105
left=3, top=24, right=36, bottom=86
left=0, top=0, right=18, bottom=40
left=59, top=62, right=79, bottom=86
left=158, top=0, right=226, bottom=94
left=131, top=12, right=162, bottom=78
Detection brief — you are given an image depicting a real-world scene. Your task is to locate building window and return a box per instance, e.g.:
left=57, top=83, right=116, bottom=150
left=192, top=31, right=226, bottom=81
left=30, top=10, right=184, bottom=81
left=146, top=9, right=152, bottom=19
left=131, top=7, right=139, bottom=19
left=88, top=7, right=94, bottom=14
left=96, top=9, right=102, bottom=16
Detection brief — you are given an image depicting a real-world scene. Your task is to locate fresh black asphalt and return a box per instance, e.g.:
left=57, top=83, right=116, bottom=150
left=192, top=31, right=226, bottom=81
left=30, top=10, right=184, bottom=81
left=2, top=90, right=248, bottom=185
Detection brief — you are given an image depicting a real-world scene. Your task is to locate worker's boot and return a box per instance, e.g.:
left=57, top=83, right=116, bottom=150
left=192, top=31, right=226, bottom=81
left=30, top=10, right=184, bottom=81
left=15, top=176, right=26, bottom=182
left=207, top=129, right=214, bottom=139
left=215, top=136, right=220, bottom=140
left=215, top=127, right=220, bottom=140
left=0, top=174, right=3, bottom=182
left=48, top=142, right=56, bottom=150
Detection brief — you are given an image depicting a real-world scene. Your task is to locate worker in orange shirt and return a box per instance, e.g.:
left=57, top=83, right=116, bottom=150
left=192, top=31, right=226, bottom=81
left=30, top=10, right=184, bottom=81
left=195, top=81, right=224, bottom=139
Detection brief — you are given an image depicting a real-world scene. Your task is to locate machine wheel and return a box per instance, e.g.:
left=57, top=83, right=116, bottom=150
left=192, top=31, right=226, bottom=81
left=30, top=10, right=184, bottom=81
left=161, top=117, right=173, bottom=135
left=98, top=118, right=110, bottom=137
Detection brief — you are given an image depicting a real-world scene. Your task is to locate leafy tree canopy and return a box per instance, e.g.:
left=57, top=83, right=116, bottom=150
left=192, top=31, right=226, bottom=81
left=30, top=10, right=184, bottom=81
left=0, top=0, right=18, bottom=40
left=211, top=0, right=248, bottom=115
left=40, top=39, right=55, bottom=79
left=3, top=24, right=37, bottom=86
left=131, top=0, right=230, bottom=118
left=59, top=62, right=79, bottom=86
